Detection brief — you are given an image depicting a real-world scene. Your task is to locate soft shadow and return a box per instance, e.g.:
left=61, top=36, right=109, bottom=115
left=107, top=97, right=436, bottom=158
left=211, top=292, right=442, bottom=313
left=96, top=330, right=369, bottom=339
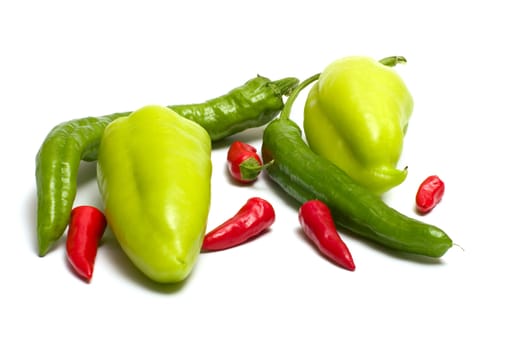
left=25, top=188, right=39, bottom=255
left=262, top=174, right=301, bottom=211
left=102, top=233, right=190, bottom=293
left=77, top=160, right=97, bottom=186
left=211, top=126, right=266, bottom=150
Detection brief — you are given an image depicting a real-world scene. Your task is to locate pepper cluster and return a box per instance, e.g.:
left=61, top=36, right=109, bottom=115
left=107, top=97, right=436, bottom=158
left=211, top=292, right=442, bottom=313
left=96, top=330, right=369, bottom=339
left=35, top=56, right=453, bottom=285
left=35, top=75, right=298, bottom=258
left=35, top=75, right=298, bottom=283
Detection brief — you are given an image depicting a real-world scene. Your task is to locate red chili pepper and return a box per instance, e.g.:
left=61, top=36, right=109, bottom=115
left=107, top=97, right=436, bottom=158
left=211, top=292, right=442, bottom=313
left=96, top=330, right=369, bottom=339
left=416, top=175, right=445, bottom=214
left=66, top=206, right=107, bottom=282
left=298, top=200, right=355, bottom=271
left=227, top=141, right=264, bottom=183
left=202, top=197, right=275, bottom=252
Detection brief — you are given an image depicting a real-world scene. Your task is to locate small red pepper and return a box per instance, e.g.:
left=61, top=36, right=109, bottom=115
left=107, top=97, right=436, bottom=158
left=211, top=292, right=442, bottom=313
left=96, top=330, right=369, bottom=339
left=202, top=197, right=275, bottom=252
left=298, top=200, right=355, bottom=271
left=227, top=141, right=264, bottom=183
left=66, top=205, right=107, bottom=282
left=416, top=175, right=445, bottom=214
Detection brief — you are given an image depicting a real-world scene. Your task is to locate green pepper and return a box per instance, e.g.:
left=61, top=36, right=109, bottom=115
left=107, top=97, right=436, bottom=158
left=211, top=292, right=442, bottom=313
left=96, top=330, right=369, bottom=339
left=97, top=105, right=212, bottom=283
left=303, top=56, right=413, bottom=195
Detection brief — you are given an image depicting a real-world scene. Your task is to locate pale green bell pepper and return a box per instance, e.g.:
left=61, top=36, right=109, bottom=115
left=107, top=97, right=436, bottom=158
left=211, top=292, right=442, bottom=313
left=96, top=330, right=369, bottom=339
left=97, top=105, right=212, bottom=283
left=304, top=56, right=413, bottom=195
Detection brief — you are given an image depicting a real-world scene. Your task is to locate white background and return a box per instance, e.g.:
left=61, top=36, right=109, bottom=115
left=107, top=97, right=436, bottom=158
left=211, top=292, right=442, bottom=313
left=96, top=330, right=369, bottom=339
left=2, top=1, right=530, bottom=349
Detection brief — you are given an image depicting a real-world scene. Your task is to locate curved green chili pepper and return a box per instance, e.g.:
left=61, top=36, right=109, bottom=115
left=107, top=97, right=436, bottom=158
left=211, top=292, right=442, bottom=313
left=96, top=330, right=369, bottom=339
left=261, top=74, right=453, bottom=258
left=36, top=75, right=298, bottom=256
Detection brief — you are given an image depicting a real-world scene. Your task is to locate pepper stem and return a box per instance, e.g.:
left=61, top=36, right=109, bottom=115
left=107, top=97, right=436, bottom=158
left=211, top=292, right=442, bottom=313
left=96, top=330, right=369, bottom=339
left=279, top=73, right=320, bottom=121
left=379, top=56, right=407, bottom=67
left=270, top=77, right=300, bottom=96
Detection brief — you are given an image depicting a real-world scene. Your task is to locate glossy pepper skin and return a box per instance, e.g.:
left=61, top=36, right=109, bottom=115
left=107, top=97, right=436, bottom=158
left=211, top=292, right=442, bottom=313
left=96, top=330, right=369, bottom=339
left=202, top=197, right=275, bottom=252
left=35, top=75, right=298, bottom=256
left=304, top=56, right=413, bottom=195
left=97, top=105, right=212, bottom=283
left=416, top=175, right=445, bottom=214
left=66, top=205, right=107, bottom=282
left=227, top=141, right=264, bottom=183
left=298, top=200, right=355, bottom=271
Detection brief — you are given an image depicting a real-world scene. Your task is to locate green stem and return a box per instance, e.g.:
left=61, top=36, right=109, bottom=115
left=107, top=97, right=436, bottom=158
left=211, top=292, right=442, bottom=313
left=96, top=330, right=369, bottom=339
left=379, top=56, right=407, bottom=67
left=270, top=77, right=300, bottom=96
left=279, top=73, right=320, bottom=120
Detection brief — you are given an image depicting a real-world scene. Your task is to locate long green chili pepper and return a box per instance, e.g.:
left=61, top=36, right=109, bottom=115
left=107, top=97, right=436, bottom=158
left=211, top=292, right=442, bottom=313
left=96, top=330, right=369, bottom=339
left=36, top=75, right=298, bottom=256
left=261, top=74, right=453, bottom=258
